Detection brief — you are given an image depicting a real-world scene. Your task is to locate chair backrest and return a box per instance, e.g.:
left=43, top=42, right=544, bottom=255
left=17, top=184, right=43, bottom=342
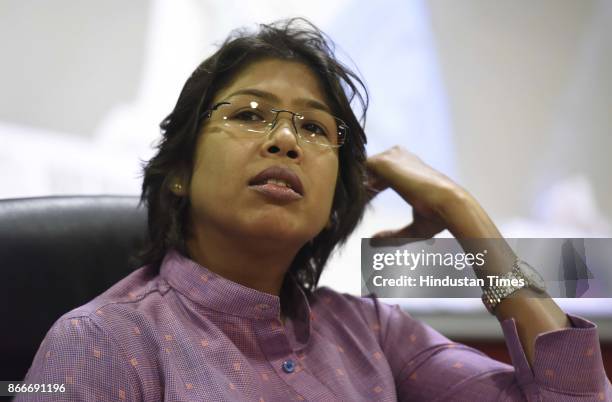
left=0, top=196, right=147, bottom=380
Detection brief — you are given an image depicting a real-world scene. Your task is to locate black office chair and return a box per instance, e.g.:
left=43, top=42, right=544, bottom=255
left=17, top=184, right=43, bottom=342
left=0, top=196, right=147, bottom=381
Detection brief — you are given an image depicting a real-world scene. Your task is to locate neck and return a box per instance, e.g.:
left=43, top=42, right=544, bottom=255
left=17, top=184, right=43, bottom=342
left=186, top=226, right=303, bottom=296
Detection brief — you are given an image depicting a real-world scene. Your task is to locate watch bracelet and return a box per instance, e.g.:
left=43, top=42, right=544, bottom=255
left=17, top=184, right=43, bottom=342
left=481, top=260, right=524, bottom=314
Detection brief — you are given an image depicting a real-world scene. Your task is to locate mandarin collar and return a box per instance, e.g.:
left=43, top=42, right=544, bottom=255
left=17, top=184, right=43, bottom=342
left=159, top=249, right=312, bottom=327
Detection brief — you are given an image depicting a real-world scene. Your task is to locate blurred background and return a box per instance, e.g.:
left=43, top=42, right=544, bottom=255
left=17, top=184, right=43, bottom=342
left=1, top=0, right=611, bottom=345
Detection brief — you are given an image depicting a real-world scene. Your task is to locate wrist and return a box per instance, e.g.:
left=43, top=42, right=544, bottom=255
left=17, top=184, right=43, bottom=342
left=440, top=192, right=518, bottom=277
left=441, top=190, right=499, bottom=239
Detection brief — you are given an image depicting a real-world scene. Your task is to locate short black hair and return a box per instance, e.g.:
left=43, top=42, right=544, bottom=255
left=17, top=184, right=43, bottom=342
left=135, top=17, right=369, bottom=295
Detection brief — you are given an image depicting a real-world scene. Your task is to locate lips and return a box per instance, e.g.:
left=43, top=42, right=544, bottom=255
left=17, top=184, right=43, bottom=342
left=248, top=166, right=304, bottom=199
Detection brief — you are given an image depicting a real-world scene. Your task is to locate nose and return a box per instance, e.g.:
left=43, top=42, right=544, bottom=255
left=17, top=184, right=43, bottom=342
left=261, top=113, right=303, bottom=160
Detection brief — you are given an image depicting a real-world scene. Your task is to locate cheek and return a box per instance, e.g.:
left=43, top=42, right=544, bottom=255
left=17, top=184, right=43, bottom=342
left=309, top=157, right=339, bottom=213
left=323, top=172, right=338, bottom=204
left=189, top=139, right=241, bottom=209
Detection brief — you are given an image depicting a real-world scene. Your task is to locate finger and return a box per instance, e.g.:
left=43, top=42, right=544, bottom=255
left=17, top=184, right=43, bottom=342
left=365, top=183, right=383, bottom=202
left=364, top=163, right=389, bottom=188
left=364, top=171, right=389, bottom=202
left=365, top=177, right=387, bottom=192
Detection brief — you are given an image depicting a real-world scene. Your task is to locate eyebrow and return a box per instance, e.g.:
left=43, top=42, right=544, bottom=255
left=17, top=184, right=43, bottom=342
left=224, top=88, right=332, bottom=114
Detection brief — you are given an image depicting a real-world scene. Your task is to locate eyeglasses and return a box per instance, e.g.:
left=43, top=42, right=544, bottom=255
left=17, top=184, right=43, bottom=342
left=200, top=96, right=348, bottom=148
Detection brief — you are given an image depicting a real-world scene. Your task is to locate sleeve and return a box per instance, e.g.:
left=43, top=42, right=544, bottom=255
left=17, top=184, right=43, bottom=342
left=372, top=298, right=612, bottom=401
left=14, top=315, right=142, bottom=401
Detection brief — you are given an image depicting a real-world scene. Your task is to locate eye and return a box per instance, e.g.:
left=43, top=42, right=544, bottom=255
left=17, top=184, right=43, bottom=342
left=233, top=110, right=265, bottom=122
left=303, top=122, right=327, bottom=136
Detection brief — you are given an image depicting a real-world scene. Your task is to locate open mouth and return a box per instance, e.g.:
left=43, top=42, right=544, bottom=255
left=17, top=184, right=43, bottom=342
left=248, top=166, right=304, bottom=201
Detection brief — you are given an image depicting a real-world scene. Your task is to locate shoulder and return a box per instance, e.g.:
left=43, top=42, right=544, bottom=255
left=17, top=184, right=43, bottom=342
left=311, top=285, right=411, bottom=321
left=64, top=264, right=160, bottom=312
left=49, top=264, right=170, bottom=346
left=23, top=306, right=146, bottom=400
left=311, top=285, right=377, bottom=315
left=32, top=265, right=169, bottom=380
left=310, top=286, right=452, bottom=347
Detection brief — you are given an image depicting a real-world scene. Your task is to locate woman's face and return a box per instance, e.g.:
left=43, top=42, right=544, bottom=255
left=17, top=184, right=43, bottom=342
left=187, top=58, right=339, bottom=246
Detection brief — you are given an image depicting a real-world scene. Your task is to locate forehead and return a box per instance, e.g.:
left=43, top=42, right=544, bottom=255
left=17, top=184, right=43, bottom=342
left=213, top=58, right=331, bottom=109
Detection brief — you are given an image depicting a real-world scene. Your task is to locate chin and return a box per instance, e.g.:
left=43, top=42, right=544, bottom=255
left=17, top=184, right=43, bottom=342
left=239, top=217, right=314, bottom=244
left=250, top=222, right=305, bottom=241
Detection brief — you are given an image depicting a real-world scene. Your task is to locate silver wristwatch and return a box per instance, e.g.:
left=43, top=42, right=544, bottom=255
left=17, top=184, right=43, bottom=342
left=481, top=259, right=547, bottom=314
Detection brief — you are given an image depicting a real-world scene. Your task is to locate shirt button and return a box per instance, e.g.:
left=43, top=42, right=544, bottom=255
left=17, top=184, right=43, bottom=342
left=282, top=359, right=296, bottom=373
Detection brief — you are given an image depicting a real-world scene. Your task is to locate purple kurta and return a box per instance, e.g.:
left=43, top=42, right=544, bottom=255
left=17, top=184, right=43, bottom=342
left=18, top=250, right=611, bottom=401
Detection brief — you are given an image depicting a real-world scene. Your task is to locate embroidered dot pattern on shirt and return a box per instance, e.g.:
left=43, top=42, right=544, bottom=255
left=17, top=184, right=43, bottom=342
left=118, top=389, right=126, bottom=400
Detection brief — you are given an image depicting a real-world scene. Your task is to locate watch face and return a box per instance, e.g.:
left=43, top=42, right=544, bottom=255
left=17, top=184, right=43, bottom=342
left=517, top=260, right=547, bottom=291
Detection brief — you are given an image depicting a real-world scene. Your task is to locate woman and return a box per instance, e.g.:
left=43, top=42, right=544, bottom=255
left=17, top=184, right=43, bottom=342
left=19, top=18, right=610, bottom=401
